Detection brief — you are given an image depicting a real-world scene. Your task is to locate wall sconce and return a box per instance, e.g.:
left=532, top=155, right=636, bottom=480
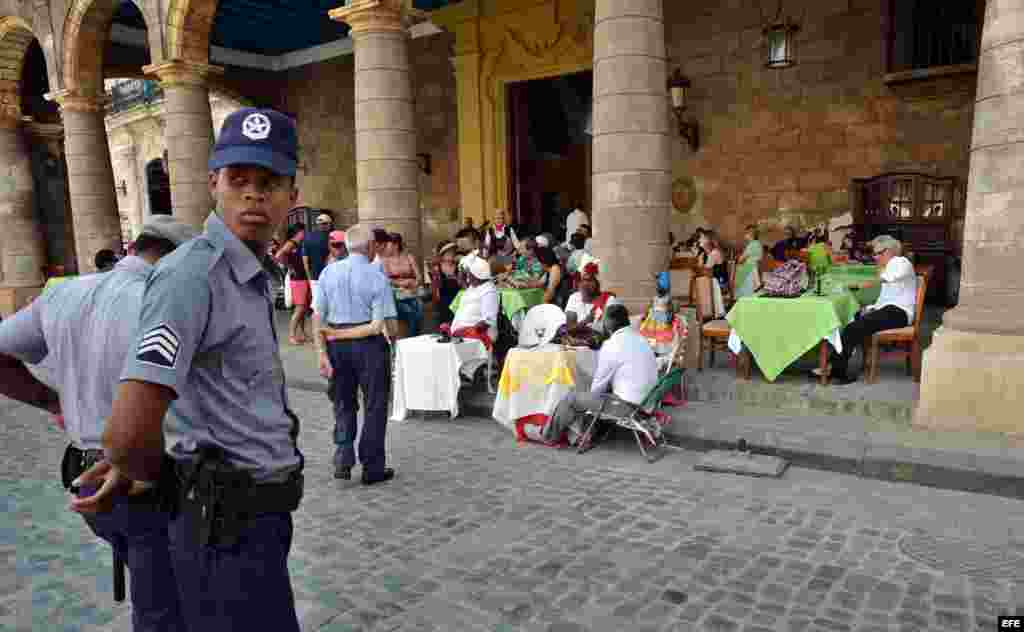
left=762, top=0, right=801, bottom=69
left=417, top=153, right=432, bottom=175
left=668, top=69, right=699, bottom=152
left=116, top=179, right=128, bottom=196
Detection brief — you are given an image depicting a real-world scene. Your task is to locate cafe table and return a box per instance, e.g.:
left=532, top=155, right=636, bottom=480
left=492, top=343, right=597, bottom=443
left=390, top=334, right=489, bottom=421
left=449, top=287, right=545, bottom=331
left=822, top=264, right=881, bottom=306
left=725, top=288, right=862, bottom=384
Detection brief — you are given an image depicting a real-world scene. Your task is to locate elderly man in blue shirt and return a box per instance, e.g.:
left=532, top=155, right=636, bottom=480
left=313, top=223, right=398, bottom=484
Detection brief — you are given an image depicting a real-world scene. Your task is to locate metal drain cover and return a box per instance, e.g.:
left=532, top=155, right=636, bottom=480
left=899, top=534, right=1024, bottom=578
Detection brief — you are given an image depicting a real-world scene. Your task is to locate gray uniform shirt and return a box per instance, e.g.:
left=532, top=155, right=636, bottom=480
left=0, top=256, right=154, bottom=450
left=120, top=213, right=301, bottom=482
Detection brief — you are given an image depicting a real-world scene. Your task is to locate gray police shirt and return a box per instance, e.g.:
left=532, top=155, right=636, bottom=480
left=120, top=213, right=301, bottom=482
left=0, top=256, right=154, bottom=450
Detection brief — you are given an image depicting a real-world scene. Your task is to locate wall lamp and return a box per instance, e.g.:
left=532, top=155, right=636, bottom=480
left=668, top=69, right=699, bottom=152
left=417, top=152, right=432, bottom=175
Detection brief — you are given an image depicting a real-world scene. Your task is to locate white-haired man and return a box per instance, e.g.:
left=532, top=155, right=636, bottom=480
left=313, top=223, right=398, bottom=484
left=820, top=234, right=917, bottom=384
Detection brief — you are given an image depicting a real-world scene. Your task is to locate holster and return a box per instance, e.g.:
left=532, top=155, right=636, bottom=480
left=176, top=447, right=303, bottom=548
left=60, top=445, right=104, bottom=490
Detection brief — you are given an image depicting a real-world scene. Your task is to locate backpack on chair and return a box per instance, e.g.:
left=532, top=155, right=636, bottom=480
left=760, top=260, right=807, bottom=298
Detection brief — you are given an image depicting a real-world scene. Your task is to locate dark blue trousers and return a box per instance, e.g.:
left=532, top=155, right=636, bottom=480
left=168, top=511, right=299, bottom=632
left=79, top=488, right=184, bottom=632
left=327, top=335, right=391, bottom=473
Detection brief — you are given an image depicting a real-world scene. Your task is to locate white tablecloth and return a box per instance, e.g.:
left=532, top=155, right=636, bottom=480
left=391, top=335, right=488, bottom=420
left=492, top=344, right=597, bottom=432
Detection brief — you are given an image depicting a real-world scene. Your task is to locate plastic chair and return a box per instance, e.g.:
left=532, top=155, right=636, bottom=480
left=575, top=367, right=685, bottom=463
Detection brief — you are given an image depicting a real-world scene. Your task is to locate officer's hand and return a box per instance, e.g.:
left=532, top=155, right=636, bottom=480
left=67, top=460, right=146, bottom=515
left=319, top=352, right=333, bottom=379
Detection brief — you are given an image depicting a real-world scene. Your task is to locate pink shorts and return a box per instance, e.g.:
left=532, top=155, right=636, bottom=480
left=289, top=280, right=310, bottom=306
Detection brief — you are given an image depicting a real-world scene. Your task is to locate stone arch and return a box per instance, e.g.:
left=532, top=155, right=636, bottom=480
left=62, top=0, right=152, bottom=96
left=165, top=0, right=219, bottom=64
left=0, top=16, right=38, bottom=118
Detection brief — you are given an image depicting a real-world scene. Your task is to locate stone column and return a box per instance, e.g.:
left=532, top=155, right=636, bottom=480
left=0, top=116, right=46, bottom=316
left=590, top=0, right=673, bottom=312
left=143, top=61, right=223, bottom=230
left=331, top=0, right=424, bottom=264
left=46, top=90, right=122, bottom=274
left=111, top=144, right=141, bottom=241
left=916, top=0, right=1024, bottom=434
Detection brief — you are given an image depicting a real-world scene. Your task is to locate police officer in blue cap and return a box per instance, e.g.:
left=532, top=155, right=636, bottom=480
left=74, top=108, right=306, bottom=631
left=0, top=215, right=197, bottom=631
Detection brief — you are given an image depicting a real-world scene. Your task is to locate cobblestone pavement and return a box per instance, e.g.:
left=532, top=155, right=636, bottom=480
left=4, top=392, right=1024, bottom=632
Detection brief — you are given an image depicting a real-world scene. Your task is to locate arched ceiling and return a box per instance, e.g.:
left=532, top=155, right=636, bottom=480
left=109, top=0, right=463, bottom=57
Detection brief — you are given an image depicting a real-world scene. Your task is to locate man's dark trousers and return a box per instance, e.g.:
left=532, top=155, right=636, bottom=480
left=327, top=335, right=391, bottom=474
left=78, top=487, right=185, bottom=632
left=168, top=511, right=299, bottom=631
left=831, top=305, right=908, bottom=378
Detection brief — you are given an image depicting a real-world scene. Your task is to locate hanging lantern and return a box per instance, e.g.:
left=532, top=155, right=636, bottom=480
left=762, top=1, right=800, bottom=69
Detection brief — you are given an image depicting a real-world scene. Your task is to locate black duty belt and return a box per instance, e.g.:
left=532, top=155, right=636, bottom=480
left=327, top=321, right=369, bottom=329
left=174, top=452, right=303, bottom=547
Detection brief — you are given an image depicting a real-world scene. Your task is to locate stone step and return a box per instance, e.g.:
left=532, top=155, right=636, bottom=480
left=459, top=392, right=1024, bottom=500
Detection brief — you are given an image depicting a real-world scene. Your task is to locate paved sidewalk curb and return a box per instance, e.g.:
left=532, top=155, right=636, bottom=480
left=287, top=378, right=1024, bottom=501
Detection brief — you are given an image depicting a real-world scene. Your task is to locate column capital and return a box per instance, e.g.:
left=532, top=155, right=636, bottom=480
left=329, top=0, right=427, bottom=35
left=142, top=60, right=225, bottom=87
left=44, top=89, right=108, bottom=112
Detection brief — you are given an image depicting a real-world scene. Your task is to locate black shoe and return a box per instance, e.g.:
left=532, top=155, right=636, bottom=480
left=334, top=465, right=352, bottom=480
left=831, top=374, right=857, bottom=385
left=361, top=468, right=395, bottom=485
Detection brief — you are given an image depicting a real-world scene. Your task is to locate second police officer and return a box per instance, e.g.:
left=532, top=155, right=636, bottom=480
left=75, top=108, right=306, bottom=631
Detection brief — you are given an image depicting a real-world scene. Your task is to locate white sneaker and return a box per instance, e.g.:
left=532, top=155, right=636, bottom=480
left=811, top=366, right=831, bottom=377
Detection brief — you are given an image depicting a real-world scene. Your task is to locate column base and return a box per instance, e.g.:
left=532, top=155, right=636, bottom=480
left=0, top=285, right=43, bottom=318
left=914, top=325, right=1024, bottom=434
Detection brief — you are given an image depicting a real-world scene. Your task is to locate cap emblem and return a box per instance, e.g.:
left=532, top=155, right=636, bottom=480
left=242, top=112, right=271, bottom=140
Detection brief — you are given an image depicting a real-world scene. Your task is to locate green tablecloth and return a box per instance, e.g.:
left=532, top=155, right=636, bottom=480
left=449, top=287, right=546, bottom=323
left=43, top=276, right=74, bottom=291
left=822, top=264, right=880, bottom=306
left=726, top=290, right=862, bottom=382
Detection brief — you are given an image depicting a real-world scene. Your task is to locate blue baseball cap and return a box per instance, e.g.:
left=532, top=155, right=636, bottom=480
left=209, top=108, right=298, bottom=176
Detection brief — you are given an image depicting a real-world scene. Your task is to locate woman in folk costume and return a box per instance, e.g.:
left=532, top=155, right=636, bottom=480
left=482, top=208, right=519, bottom=262
left=564, top=259, right=619, bottom=334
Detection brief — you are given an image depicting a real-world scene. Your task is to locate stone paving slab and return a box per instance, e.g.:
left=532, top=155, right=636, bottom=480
left=6, top=390, right=1024, bottom=631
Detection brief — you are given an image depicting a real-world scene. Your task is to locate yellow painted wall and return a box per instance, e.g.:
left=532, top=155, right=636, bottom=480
left=433, top=0, right=595, bottom=225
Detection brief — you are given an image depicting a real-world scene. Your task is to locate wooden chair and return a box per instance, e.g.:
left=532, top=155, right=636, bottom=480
left=863, top=268, right=930, bottom=384
left=694, top=275, right=731, bottom=370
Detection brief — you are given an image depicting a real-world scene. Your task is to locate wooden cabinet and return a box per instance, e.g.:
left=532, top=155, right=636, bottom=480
left=850, top=173, right=965, bottom=304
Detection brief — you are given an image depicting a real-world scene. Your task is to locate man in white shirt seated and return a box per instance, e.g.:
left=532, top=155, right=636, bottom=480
left=564, top=262, right=620, bottom=336
left=822, top=235, right=917, bottom=384
left=542, top=304, right=659, bottom=444
left=444, top=257, right=499, bottom=350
